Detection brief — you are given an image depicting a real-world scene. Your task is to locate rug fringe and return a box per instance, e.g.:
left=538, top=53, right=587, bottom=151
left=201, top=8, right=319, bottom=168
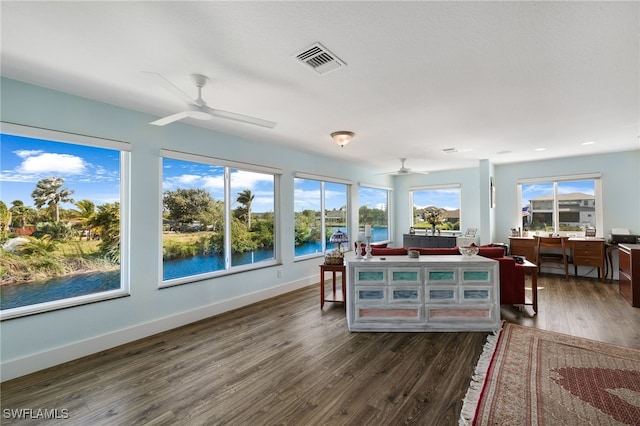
left=458, top=325, right=503, bottom=426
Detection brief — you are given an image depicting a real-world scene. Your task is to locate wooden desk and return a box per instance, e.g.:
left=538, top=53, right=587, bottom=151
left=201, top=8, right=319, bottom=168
left=619, top=243, right=640, bottom=307
left=319, top=264, right=346, bottom=309
left=509, top=237, right=606, bottom=282
left=509, top=237, right=535, bottom=262
left=516, top=259, right=538, bottom=314
left=571, top=238, right=605, bottom=281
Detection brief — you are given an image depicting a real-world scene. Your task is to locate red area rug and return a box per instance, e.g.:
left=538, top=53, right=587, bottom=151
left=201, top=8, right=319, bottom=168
left=460, top=323, right=640, bottom=425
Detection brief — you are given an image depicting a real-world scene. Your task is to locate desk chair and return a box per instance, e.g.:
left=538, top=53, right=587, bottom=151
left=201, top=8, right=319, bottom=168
left=534, top=236, right=570, bottom=279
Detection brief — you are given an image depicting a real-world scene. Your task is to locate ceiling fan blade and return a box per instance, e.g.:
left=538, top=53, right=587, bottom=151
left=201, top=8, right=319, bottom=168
left=150, top=111, right=189, bottom=126
left=210, top=108, right=277, bottom=129
left=142, top=71, right=202, bottom=106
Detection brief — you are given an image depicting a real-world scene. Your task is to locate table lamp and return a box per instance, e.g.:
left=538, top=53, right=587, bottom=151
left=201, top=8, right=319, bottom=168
left=329, top=229, right=349, bottom=252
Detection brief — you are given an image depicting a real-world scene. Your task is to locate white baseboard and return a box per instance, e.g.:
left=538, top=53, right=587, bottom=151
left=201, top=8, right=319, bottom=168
left=1, top=275, right=316, bottom=382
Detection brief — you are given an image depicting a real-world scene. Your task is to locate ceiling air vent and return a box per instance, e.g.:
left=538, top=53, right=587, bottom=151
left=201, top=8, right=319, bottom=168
left=294, top=42, right=346, bottom=75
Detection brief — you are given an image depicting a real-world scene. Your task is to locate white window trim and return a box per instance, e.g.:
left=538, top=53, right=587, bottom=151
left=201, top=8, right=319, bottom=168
left=293, top=177, right=351, bottom=260
left=516, top=173, right=603, bottom=237
left=358, top=184, right=393, bottom=244
left=162, top=149, right=282, bottom=175
left=159, top=150, right=280, bottom=287
left=0, top=124, right=131, bottom=321
left=293, top=171, right=353, bottom=185
left=1, top=122, right=132, bottom=152
left=358, top=182, right=392, bottom=191
left=409, top=184, right=461, bottom=230
left=409, top=183, right=461, bottom=191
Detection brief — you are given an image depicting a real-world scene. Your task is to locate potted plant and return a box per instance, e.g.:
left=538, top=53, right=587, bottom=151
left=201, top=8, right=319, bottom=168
left=423, top=208, right=446, bottom=235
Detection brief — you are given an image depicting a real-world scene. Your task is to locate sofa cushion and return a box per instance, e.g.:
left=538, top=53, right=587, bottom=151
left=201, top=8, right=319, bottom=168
left=478, top=247, right=506, bottom=259
left=355, top=242, right=388, bottom=256
left=371, top=247, right=407, bottom=256
left=408, top=247, right=460, bottom=255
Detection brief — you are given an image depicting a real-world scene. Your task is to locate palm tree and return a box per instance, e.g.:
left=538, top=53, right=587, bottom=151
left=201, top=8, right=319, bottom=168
left=88, top=202, right=120, bottom=262
left=31, top=177, right=75, bottom=223
left=74, top=199, right=96, bottom=240
left=236, top=189, right=255, bottom=229
left=0, top=201, right=11, bottom=237
left=9, top=200, right=36, bottom=230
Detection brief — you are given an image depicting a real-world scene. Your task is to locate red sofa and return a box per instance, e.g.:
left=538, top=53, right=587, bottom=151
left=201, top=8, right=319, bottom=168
left=366, top=245, right=526, bottom=306
left=354, top=242, right=388, bottom=256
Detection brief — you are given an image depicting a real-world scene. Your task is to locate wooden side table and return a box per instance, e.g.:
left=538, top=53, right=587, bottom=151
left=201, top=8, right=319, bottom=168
left=319, top=264, right=346, bottom=309
left=516, top=259, right=538, bottom=314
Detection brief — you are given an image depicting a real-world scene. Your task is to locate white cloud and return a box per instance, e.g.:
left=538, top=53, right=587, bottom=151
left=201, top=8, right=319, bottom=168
left=14, top=149, right=43, bottom=158
left=202, top=174, right=224, bottom=191
left=230, top=170, right=273, bottom=189
left=18, top=152, right=86, bottom=175
left=176, top=174, right=202, bottom=185
left=294, top=188, right=321, bottom=211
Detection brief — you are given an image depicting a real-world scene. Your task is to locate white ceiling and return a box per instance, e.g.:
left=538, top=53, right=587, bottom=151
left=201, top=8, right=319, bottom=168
left=2, top=1, right=638, bottom=173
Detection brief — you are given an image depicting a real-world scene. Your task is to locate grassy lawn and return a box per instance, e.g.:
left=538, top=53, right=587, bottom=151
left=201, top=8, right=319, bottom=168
left=53, top=240, right=101, bottom=256
left=163, top=231, right=217, bottom=243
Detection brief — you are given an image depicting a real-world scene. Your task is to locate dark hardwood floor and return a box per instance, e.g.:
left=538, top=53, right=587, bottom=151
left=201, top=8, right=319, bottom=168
left=2, top=275, right=639, bottom=425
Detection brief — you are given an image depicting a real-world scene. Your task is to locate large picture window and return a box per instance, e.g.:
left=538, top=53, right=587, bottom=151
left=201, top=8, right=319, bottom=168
left=410, top=185, right=461, bottom=232
left=294, top=176, right=349, bottom=258
left=161, top=151, right=279, bottom=285
left=0, top=124, right=130, bottom=319
left=518, top=175, right=602, bottom=236
left=358, top=185, right=390, bottom=243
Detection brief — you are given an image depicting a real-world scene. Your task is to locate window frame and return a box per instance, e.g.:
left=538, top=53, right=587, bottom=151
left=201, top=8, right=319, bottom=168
left=517, top=173, right=603, bottom=237
left=160, top=149, right=282, bottom=287
left=357, top=183, right=392, bottom=244
left=409, top=184, right=461, bottom=232
left=0, top=122, right=131, bottom=320
left=293, top=172, right=352, bottom=261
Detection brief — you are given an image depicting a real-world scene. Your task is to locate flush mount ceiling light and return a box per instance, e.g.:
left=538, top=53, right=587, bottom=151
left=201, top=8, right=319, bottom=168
left=331, top=131, right=355, bottom=148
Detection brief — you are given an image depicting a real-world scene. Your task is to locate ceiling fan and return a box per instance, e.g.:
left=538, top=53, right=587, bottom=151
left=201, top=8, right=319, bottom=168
left=383, top=158, right=430, bottom=176
left=145, top=72, right=277, bottom=128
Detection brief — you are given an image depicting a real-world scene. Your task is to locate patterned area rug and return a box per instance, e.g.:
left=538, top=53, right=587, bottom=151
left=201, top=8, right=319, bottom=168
left=460, top=323, right=640, bottom=425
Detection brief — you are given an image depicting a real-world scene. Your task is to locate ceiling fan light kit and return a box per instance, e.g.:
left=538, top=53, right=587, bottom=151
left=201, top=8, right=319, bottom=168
left=331, top=131, right=355, bottom=147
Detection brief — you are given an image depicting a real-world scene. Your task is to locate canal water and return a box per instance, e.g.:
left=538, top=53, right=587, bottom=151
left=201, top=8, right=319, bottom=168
left=1, top=227, right=388, bottom=310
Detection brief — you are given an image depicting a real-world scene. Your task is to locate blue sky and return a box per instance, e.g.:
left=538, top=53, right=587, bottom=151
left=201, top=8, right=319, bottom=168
left=0, top=133, right=279, bottom=213
left=162, top=158, right=275, bottom=213
left=358, top=186, right=388, bottom=211
left=0, top=134, right=347, bottom=215
left=294, top=179, right=347, bottom=212
left=1, top=134, right=120, bottom=208
left=412, top=188, right=460, bottom=211
left=2, top=132, right=595, bottom=215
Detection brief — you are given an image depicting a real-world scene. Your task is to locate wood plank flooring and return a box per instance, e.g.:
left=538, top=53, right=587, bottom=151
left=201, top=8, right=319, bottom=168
left=2, top=275, right=639, bottom=425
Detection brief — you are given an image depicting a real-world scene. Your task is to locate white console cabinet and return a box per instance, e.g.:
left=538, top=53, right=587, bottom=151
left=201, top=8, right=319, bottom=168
left=346, top=255, right=500, bottom=332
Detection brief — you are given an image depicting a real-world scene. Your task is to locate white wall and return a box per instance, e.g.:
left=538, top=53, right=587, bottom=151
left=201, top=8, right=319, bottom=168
left=2, top=78, right=639, bottom=381
left=392, top=167, right=484, bottom=244
left=493, top=152, right=640, bottom=245
left=494, top=151, right=640, bottom=279
left=0, top=78, right=393, bottom=381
